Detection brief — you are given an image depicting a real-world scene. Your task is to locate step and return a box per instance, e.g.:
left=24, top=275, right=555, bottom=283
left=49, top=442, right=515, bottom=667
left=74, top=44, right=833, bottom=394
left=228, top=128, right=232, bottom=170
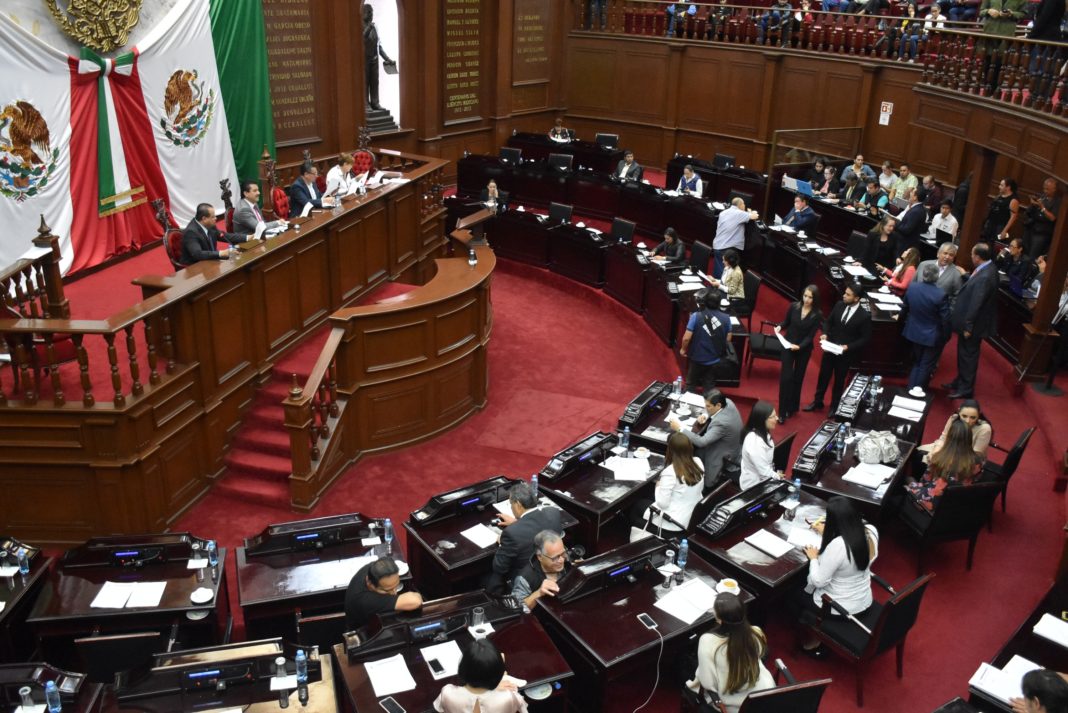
left=232, top=428, right=292, bottom=458
left=246, top=403, right=285, bottom=425
left=224, top=449, right=292, bottom=479
left=212, top=472, right=289, bottom=510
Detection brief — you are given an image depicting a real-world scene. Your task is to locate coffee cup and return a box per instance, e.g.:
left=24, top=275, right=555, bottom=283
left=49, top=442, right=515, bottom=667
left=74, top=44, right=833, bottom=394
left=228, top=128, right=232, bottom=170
left=719, top=578, right=740, bottom=594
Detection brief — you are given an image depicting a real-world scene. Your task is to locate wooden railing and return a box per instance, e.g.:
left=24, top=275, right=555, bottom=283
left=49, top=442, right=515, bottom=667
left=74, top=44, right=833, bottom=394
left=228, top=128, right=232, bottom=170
left=1, top=217, right=70, bottom=322
left=920, top=29, right=1066, bottom=116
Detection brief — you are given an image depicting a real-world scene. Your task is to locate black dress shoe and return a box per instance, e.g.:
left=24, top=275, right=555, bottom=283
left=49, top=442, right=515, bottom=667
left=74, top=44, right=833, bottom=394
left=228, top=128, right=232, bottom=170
left=948, top=391, right=973, bottom=400
left=940, top=381, right=958, bottom=391
left=802, top=402, right=823, bottom=412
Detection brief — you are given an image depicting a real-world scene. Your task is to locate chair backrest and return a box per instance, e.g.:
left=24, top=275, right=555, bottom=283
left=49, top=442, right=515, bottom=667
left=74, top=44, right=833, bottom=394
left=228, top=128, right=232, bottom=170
left=773, top=432, right=797, bottom=473
left=739, top=677, right=833, bottom=713
left=714, top=153, right=737, bottom=169
left=295, top=610, right=347, bottom=652
left=743, top=271, right=763, bottom=310
left=996, top=426, right=1036, bottom=481
left=807, top=210, right=822, bottom=235
left=499, top=146, right=522, bottom=164
left=352, top=149, right=376, bottom=176
left=846, top=230, right=868, bottom=260
left=595, top=132, right=619, bottom=148
left=728, top=189, right=755, bottom=208
left=548, top=202, right=573, bottom=224
left=611, top=217, right=636, bottom=243
left=271, top=186, right=290, bottom=220
left=868, top=573, right=935, bottom=658
left=925, top=481, right=1002, bottom=540
left=690, top=241, right=713, bottom=274
left=548, top=153, right=573, bottom=172
left=163, top=229, right=186, bottom=271
left=75, top=630, right=165, bottom=683
left=225, top=206, right=235, bottom=233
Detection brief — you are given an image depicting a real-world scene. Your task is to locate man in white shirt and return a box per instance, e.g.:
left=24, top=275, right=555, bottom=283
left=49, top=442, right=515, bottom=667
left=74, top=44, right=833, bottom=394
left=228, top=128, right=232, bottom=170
left=712, top=197, right=758, bottom=277
left=924, top=199, right=959, bottom=242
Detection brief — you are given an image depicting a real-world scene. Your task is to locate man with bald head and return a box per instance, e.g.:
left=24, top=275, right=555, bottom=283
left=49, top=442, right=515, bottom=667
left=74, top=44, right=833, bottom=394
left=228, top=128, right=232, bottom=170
left=712, top=196, right=758, bottom=277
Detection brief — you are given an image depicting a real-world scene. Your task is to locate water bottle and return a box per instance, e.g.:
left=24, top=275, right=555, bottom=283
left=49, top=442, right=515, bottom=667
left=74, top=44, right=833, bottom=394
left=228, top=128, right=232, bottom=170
left=673, top=376, right=682, bottom=397
left=789, top=478, right=801, bottom=505
left=835, top=424, right=847, bottom=460
left=844, top=421, right=853, bottom=439
left=383, top=518, right=394, bottom=553
left=677, top=539, right=689, bottom=571
left=206, top=540, right=218, bottom=568
left=45, top=681, right=61, bottom=713
left=295, top=649, right=308, bottom=684
left=17, top=547, right=29, bottom=575
left=468, top=248, right=477, bottom=266
left=531, top=474, right=539, bottom=499
left=620, top=426, right=631, bottom=452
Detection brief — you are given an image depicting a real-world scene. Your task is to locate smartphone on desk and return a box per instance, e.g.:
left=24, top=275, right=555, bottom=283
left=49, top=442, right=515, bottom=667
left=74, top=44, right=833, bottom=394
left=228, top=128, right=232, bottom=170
left=380, top=696, right=405, bottom=713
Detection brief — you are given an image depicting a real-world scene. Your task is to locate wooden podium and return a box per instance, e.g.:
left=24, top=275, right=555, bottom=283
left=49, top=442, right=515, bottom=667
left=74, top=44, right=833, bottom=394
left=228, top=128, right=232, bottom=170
left=450, top=206, right=495, bottom=249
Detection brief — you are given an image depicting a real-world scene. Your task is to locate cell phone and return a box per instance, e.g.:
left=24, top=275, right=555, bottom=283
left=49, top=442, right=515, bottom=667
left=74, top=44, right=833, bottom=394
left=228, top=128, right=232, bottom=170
left=428, top=658, right=445, bottom=674
left=379, top=696, right=406, bottom=713
left=637, top=612, right=658, bottom=629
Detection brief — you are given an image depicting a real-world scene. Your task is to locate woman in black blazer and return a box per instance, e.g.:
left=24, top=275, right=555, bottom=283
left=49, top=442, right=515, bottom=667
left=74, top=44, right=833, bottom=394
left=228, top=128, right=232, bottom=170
left=776, top=284, right=822, bottom=422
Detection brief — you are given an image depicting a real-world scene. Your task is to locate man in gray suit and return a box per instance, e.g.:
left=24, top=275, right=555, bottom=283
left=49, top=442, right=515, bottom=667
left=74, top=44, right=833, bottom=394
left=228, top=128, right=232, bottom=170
left=232, top=180, right=287, bottom=236
left=917, top=242, right=964, bottom=373
left=944, top=242, right=999, bottom=399
left=669, top=389, right=742, bottom=491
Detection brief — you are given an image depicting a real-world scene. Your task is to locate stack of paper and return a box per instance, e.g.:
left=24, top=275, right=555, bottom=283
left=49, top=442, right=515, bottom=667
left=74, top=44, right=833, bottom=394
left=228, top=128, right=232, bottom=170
left=843, top=265, right=873, bottom=278
left=654, top=578, right=719, bottom=625
left=891, top=395, right=927, bottom=413
left=364, top=653, right=417, bottom=697
left=641, top=426, right=670, bottom=443
left=820, top=341, right=844, bottom=355
left=460, top=524, right=499, bottom=549
left=969, top=655, right=1040, bottom=703
left=679, top=274, right=703, bottom=283
left=1033, top=612, right=1068, bottom=648
left=678, top=392, right=707, bottom=408
left=786, top=524, right=822, bottom=549
left=603, top=456, right=652, bottom=482
left=868, top=292, right=903, bottom=305
left=677, top=282, right=705, bottom=292
left=819, top=247, right=840, bottom=256
left=0, top=565, right=18, bottom=577
left=91, top=581, right=168, bottom=609
left=744, top=529, right=794, bottom=558
left=126, top=581, right=167, bottom=608
left=842, top=463, right=896, bottom=488
left=887, top=406, right=923, bottom=422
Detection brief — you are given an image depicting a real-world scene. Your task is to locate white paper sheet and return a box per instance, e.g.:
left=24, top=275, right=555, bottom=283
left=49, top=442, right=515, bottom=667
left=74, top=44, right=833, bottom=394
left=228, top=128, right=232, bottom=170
left=0, top=601, right=5, bottom=613
left=786, top=524, right=823, bottom=549
left=1034, top=612, right=1068, bottom=648
left=678, top=392, right=707, bottom=408
left=842, top=463, right=896, bottom=488
left=126, top=581, right=167, bottom=609
left=90, top=581, right=136, bottom=609
left=186, top=559, right=208, bottom=570
left=820, top=341, right=844, bottom=355
left=891, top=395, right=927, bottom=412
left=641, top=426, right=671, bottom=443
left=818, top=247, right=840, bottom=256
left=654, top=578, right=719, bottom=625
left=14, top=705, right=46, bottom=713
left=712, top=202, right=726, bottom=211
left=868, top=292, right=903, bottom=304
left=299, top=202, right=313, bottom=218
left=460, top=524, right=499, bottom=549
left=843, top=265, right=873, bottom=278
left=743, top=530, right=794, bottom=558
left=253, top=221, right=266, bottom=241
left=969, top=656, right=1040, bottom=703
left=603, top=456, right=652, bottom=481
left=877, top=304, right=902, bottom=312
left=420, top=639, right=464, bottom=680
left=0, top=565, right=19, bottom=576
left=364, top=653, right=417, bottom=697
left=887, top=405, right=924, bottom=422
left=677, top=282, right=705, bottom=292
left=678, top=274, right=703, bottom=283
left=774, top=330, right=793, bottom=350
left=269, top=674, right=298, bottom=691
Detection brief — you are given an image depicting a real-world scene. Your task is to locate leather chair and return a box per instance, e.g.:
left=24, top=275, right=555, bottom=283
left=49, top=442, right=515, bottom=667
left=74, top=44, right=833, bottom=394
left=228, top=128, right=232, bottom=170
left=745, top=320, right=784, bottom=374
left=353, top=149, right=376, bottom=178
left=162, top=228, right=188, bottom=272
left=733, top=271, right=763, bottom=334
left=295, top=610, right=347, bottom=652
left=681, top=658, right=831, bottom=713
left=548, top=202, right=573, bottom=224
left=802, top=573, right=935, bottom=707
left=846, top=230, right=869, bottom=262
left=611, top=217, right=636, bottom=244
left=689, top=241, right=713, bottom=274
left=271, top=186, right=291, bottom=220
left=982, top=426, right=1035, bottom=517
left=897, top=481, right=1002, bottom=575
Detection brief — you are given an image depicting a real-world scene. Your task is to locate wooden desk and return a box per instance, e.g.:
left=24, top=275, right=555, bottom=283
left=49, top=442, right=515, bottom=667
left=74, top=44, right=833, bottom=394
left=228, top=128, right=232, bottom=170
left=507, top=132, right=623, bottom=175
left=833, top=374, right=934, bottom=445
left=27, top=549, right=230, bottom=669
left=689, top=490, right=827, bottom=600
left=335, top=592, right=572, bottom=713
left=536, top=545, right=752, bottom=712
left=237, top=537, right=408, bottom=642
left=0, top=552, right=52, bottom=664
left=0, top=662, right=102, bottom=712
left=665, top=155, right=769, bottom=207
left=603, top=242, right=651, bottom=312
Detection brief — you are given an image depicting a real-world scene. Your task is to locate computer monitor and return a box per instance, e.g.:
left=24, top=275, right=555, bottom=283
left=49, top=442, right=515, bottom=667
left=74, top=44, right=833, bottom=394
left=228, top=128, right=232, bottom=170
left=595, top=133, right=619, bottom=149
left=548, top=202, right=573, bottom=224
left=499, top=147, right=522, bottom=165
left=713, top=153, right=736, bottom=169
left=610, top=217, right=636, bottom=244
left=548, top=153, right=573, bottom=172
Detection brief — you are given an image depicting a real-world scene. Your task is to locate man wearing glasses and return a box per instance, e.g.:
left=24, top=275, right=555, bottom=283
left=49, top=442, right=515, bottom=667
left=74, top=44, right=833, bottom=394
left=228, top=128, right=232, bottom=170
left=512, top=531, right=571, bottom=611
left=343, top=556, right=423, bottom=630
left=489, top=483, right=563, bottom=594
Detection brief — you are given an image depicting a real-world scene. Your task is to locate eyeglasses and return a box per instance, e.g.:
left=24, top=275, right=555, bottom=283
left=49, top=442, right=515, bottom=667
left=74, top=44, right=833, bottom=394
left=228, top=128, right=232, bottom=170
left=539, top=551, right=567, bottom=563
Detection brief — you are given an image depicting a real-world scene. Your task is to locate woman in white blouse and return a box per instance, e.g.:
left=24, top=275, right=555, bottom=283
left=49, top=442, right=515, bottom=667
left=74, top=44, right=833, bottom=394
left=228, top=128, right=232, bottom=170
left=739, top=401, right=784, bottom=490
left=434, top=639, right=527, bottom=713
left=325, top=153, right=356, bottom=197
left=797, top=496, right=879, bottom=657
left=687, top=593, right=776, bottom=713
left=636, top=432, right=705, bottom=535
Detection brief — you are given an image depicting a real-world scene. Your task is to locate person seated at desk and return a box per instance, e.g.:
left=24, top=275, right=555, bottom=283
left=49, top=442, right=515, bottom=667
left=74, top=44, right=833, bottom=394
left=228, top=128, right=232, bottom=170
left=180, top=203, right=253, bottom=264
left=804, top=157, right=827, bottom=188
left=325, top=153, right=357, bottom=197
left=480, top=179, right=508, bottom=214
left=669, top=388, right=743, bottom=490
left=616, top=150, right=643, bottom=182
left=925, top=199, right=959, bottom=242
left=776, top=285, right=822, bottom=422
left=782, top=194, right=817, bottom=233
left=677, top=164, right=703, bottom=196
left=877, top=246, right=921, bottom=295
left=905, top=418, right=984, bottom=515
left=680, top=288, right=734, bottom=395
left=857, top=178, right=889, bottom=217
left=489, top=482, right=563, bottom=594
left=289, top=160, right=336, bottom=216
left=686, top=593, right=776, bottom=713
left=512, top=530, right=570, bottom=611
left=877, top=161, right=896, bottom=193
left=840, top=154, right=875, bottom=184
left=1010, top=669, right=1068, bottom=713
left=804, top=283, right=872, bottom=414
left=651, top=227, right=686, bottom=265
left=918, top=399, right=992, bottom=462
left=714, top=198, right=758, bottom=278
left=232, top=181, right=287, bottom=235
left=861, top=216, right=897, bottom=274
left=343, top=556, right=423, bottom=631
left=815, top=167, right=840, bottom=197
left=434, top=639, right=527, bottom=713
left=739, top=401, right=785, bottom=489
left=709, top=249, right=745, bottom=306
left=839, top=173, right=863, bottom=203
left=548, top=117, right=571, bottom=144
left=995, top=237, right=1039, bottom=295
left=889, top=164, right=919, bottom=204
left=630, top=432, right=704, bottom=538
left=898, top=263, right=951, bottom=390
left=919, top=174, right=945, bottom=213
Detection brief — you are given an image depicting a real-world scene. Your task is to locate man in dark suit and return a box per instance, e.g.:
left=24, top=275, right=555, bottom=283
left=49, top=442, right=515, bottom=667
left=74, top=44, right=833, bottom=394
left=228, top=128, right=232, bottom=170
left=899, top=263, right=950, bottom=389
left=891, top=190, right=927, bottom=253
left=232, top=181, right=287, bottom=235
left=615, top=150, right=643, bottom=182
left=289, top=161, right=336, bottom=217
left=489, top=482, right=563, bottom=594
left=782, top=194, right=817, bottom=233
left=179, top=203, right=252, bottom=264
left=944, top=243, right=998, bottom=399
left=804, top=283, right=872, bottom=414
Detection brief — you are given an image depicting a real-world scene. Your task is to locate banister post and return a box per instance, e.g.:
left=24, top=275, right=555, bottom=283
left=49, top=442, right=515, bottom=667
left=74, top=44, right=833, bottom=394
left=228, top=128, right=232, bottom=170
left=283, top=374, right=314, bottom=481
left=31, top=215, right=70, bottom=319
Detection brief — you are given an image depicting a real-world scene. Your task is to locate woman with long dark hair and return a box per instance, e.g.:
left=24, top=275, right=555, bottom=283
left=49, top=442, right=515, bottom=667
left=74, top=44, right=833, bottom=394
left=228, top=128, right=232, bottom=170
left=776, top=284, right=822, bottom=422
left=797, top=496, right=879, bottom=656
left=739, top=401, right=783, bottom=489
left=686, top=593, right=775, bottom=712
left=907, top=418, right=983, bottom=513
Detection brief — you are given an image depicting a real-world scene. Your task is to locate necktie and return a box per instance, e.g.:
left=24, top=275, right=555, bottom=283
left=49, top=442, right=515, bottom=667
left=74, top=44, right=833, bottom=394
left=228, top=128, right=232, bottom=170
left=253, top=203, right=263, bottom=222
left=843, top=306, right=853, bottom=324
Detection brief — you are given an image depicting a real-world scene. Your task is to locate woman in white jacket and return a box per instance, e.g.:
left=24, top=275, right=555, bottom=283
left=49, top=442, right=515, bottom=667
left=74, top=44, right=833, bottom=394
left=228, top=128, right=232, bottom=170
left=739, top=401, right=784, bottom=489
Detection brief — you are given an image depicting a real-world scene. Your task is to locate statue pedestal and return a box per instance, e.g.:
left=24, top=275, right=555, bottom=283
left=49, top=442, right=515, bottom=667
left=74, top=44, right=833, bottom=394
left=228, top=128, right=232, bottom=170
left=366, top=106, right=399, bottom=133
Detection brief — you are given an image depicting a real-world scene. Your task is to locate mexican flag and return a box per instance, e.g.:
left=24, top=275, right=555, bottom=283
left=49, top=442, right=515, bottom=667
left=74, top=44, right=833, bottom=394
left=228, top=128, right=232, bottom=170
left=0, top=0, right=274, bottom=275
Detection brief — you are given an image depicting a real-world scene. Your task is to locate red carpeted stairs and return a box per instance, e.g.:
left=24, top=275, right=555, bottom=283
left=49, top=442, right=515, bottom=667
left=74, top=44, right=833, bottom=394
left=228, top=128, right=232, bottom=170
left=212, top=281, right=418, bottom=509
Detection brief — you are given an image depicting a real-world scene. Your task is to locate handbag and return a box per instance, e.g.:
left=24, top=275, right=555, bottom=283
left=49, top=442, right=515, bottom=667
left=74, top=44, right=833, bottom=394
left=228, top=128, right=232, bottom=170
left=857, top=430, right=899, bottom=464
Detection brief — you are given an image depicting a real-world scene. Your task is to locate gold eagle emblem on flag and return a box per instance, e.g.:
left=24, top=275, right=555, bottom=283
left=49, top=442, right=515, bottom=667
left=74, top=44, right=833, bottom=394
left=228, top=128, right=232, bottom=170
left=0, top=100, right=59, bottom=203
left=44, top=0, right=143, bottom=54
left=160, top=68, right=215, bottom=148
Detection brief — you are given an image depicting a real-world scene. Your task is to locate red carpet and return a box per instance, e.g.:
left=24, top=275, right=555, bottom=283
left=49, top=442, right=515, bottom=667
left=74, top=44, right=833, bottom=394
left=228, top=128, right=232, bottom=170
left=30, top=230, right=1068, bottom=712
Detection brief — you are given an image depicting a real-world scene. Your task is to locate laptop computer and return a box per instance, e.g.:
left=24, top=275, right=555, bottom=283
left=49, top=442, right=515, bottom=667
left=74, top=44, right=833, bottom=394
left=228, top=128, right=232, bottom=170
left=935, top=228, right=954, bottom=245
left=795, top=180, right=814, bottom=197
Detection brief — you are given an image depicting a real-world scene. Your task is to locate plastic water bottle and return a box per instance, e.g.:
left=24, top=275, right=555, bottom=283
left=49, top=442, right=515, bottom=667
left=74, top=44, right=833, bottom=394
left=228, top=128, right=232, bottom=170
left=45, top=681, right=61, bottom=713
left=673, top=376, right=682, bottom=396
left=16, top=547, right=29, bottom=575
left=677, top=539, right=689, bottom=571
left=835, top=425, right=847, bottom=460
left=531, top=474, right=539, bottom=499
left=468, top=248, right=477, bottom=266
left=789, top=478, right=801, bottom=504
left=383, top=518, right=394, bottom=553
left=295, top=649, right=308, bottom=684
left=206, top=540, right=218, bottom=567
left=620, top=426, right=631, bottom=452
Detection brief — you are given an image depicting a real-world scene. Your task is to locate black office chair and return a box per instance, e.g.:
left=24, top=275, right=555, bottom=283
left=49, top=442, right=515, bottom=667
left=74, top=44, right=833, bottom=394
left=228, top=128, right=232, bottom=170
left=75, top=628, right=172, bottom=683
left=846, top=230, right=869, bottom=262
left=746, top=320, right=784, bottom=375
left=689, top=241, right=713, bottom=274
left=733, top=271, right=763, bottom=334
left=295, top=610, right=348, bottom=652
left=728, top=189, right=755, bottom=208
left=610, top=217, right=636, bottom=244
left=548, top=153, right=573, bottom=172
left=681, top=658, right=831, bottom=713
left=499, top=147, right=522, bottom=164
left=806, top=211, right=822, bottom=236
left=713, top=153, right=736, bottom=170
left=772, top=432, right=797, bottom=473
left=548, top=202, right=573, bottom=224
left=802, top=573, right=935, bottom=707
left=982, top=425, right=1036, bottom=517
left=897, top=481, right=1002, bottom=576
